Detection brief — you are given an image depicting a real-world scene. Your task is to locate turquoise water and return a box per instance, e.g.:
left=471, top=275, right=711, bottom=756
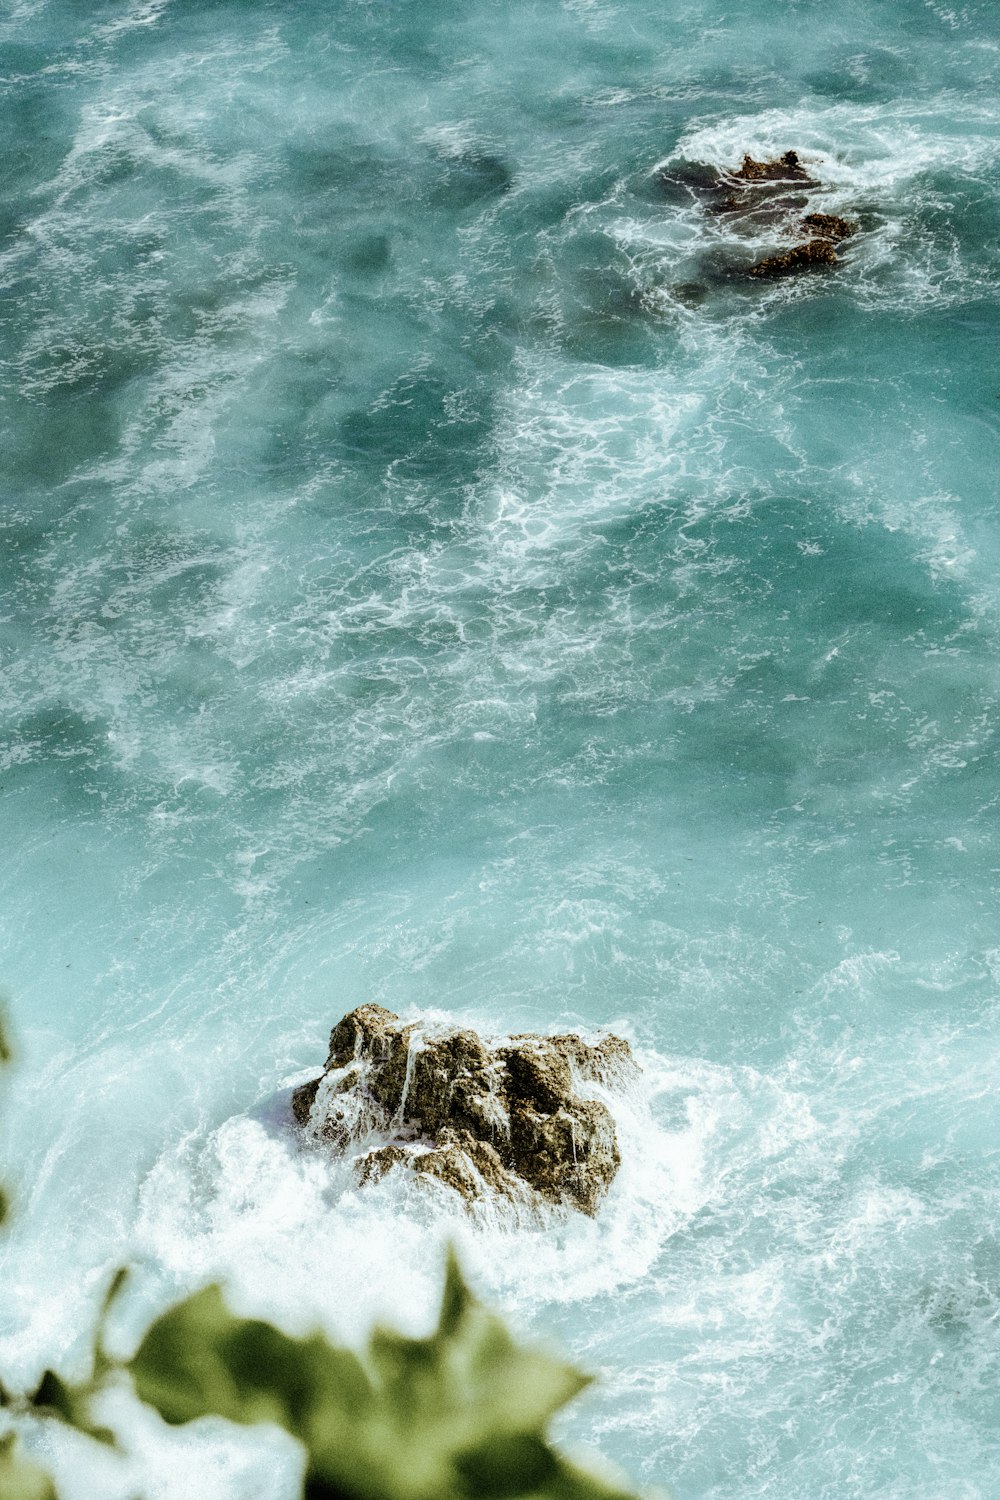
left=2, top=0, right=1000, bottom=1495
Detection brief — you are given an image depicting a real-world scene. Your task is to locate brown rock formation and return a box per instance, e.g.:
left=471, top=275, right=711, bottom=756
left=292, top=1005, right=637, bottom=1216
left=801, top=212, right=857, bottom=242
left=659, top=147, right=863, bottom=291
left=703, top=151, right=822, bottom=233
left=747, top=238, right=839, bottom=278
left=733, top=149, right=814, bottom=183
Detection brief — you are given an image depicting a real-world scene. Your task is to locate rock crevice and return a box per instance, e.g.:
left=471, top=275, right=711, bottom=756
left=292, top=1005, right=636, bottom=1217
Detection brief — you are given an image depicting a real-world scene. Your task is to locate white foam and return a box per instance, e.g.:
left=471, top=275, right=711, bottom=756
left=476, top=359, right=704, bottom=583
left=638, top=99, right=1000, bottom=318
left=13, top=1385, right=303, bottom=1500
left=126, top=1027, right=834, bottom=1349
left=672, top=100, right=1000, bottom=194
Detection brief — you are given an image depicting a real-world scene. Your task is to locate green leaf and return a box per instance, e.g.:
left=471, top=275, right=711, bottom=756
left=93, top=1268, right=129, bottom=1378
left=131, top=1285, right=372, bottom=1439
left=129, top=1251, right=637, bottom=1500
left=27, top=1369, right=115, bottom=1448
left=29, top=1371, right=74, bottom=1422
left=354, top=1248, right=590, bottom=1497
left=536, top=1455, right=642, bottom=1500
left=454, top=1432, right=558, bottom=1498
left=0, top=1433, right=58, bottom=1500
left=454, top=1443, right=639, bottom=1500
left=19, top=1270, right=132, bottom=1449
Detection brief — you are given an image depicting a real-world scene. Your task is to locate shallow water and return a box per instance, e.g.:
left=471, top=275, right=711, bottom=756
left=2, top=1, right=1000, bottom=1496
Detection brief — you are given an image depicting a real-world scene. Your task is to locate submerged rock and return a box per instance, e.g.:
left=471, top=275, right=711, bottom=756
left=657, top=146, right=861, bottom=296
left=800, top=212, right=857, bottom=242
left=747, top=237, right=839, bottom=278
left=710, top=150, right=818, bottom=218
left=292, top=1004, right=637, bottom=1216
left=662, top=151, right=815, bottom=220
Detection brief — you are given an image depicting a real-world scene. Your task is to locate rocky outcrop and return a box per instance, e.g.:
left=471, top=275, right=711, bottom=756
left=292, top=1005, right=637, bottom=1217
left=709, top=150, right=818, bottom=222
left=733, top=149, right=814, bottom=184
left=747, top=237, right=840, bottom=278
left=657, top=147, right=861, bottom=287
left=801, top=212, right=857, bottom=242
left=720, top=154, right=858, bottom=280
left=743, top=211, right=859, bottom=279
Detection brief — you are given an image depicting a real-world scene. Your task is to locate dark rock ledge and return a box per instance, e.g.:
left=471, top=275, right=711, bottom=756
left=729, top=156, right=861, bottom=279
left=292, top=1004, right=638, bottom=1217
left=658, top=148, right=861, bottom=284
left=732, top=149, right=814, bottom=184
left=747, top=237, right=839, bottom=278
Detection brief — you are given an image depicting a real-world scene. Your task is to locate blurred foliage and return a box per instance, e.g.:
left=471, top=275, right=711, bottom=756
left=0, top=1013, right=647, bottom=1500
left=130, top=1248, right=637, bottom=1500
left=0, top=1015, right=56, bottom=1500
left=0, top=1434, right=58, bottom=1500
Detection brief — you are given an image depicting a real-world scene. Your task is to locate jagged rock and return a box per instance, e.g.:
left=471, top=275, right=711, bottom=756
left=733, top=149, right=814, bottom=183
left=292, top=1005, right=637, bottom=1216
left=291, top=1077, right=320, bottom=1127
left=801, top=212, right=857, bottom=241
left=657, top=146, right=863, bottom=296
left=659, top=151, right=815, bottom=215
left=356, top=1142, right=413, bottom=1185
left=747, top=238, right=839, bottom=278
left=714, top=152, right=818, bottom=221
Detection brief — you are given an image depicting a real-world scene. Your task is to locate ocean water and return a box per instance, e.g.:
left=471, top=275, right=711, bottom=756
left=2, top=0, right=1000, bottom=1495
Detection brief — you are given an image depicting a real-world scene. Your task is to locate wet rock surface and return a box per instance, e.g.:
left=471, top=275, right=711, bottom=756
left=292, top=1004, right=637, bottom=1216
left=801, top=212, right=858, bottom=242
left=748, top=237, right=840, bottom=278
left=657, top=148, right=861, bottom=289
left=733, top=149, right=814, bottom=184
